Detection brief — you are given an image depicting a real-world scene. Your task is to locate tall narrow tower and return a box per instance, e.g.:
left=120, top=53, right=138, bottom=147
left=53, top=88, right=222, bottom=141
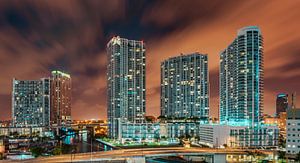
left=107, top=36, right=146, bottom=138
left=50, top=70, right=72, bottom=126
left=220, top=26, right=263, bottom=126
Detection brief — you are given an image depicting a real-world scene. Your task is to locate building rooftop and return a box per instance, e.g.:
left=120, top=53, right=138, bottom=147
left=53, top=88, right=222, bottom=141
left=107, top=36, right=144, bottom=46
left=287, top=108, right=300, bottom=119
left=51, top=70, right=71, bottom=78
left=238, top=26, right=260, bottom=36
left=162, top=52, right=207, bottom=63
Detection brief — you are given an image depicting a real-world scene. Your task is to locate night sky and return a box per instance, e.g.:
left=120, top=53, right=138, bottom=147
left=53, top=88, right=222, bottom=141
left=0, top=0, right=299, bottom=120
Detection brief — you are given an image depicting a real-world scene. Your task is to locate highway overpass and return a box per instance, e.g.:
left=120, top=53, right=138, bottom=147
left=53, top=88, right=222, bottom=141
left=7, top=147, right=276, bottom=163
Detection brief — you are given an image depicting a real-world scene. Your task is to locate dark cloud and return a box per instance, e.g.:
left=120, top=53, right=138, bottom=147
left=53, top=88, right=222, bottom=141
left=0, top=94, right=11, bottom=120
left=0, top=0, right=299, bottom=120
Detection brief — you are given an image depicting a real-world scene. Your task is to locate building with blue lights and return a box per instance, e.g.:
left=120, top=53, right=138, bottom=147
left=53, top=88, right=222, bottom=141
left=220, top=26, right=263, bottom=126
left=118, top=121, right=160, bottom=143
left=160, top=53, right=209, bottom=119
left=12, top=78, right=50, bottom=127
left=107, top=36, right=146, bottom=139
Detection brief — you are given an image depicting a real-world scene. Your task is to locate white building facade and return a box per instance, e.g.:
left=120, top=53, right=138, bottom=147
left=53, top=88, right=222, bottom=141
left=286, top=109, right=300, bottom=154
left=199, top=124, right=279, bottom=148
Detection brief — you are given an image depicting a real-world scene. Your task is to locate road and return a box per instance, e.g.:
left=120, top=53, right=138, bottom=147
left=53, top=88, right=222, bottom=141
left=7, top=147, right=275, bottom=162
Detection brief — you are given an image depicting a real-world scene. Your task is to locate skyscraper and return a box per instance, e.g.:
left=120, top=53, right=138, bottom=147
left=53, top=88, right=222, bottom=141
left=160, top=53, right=209, bottom=119
left=220, top=26, right=263, bottom=126
left=12, top=78, right=50, bottom=127
left=107, top=36, right=146, bottom=138
left=276, top=93, right=288, bottom=116
left=50, top=70, right=72, bottom=126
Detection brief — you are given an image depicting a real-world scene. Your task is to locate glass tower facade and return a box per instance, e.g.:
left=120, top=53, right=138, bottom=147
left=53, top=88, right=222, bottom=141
left=220, top=26, right=263, bottom=126
left=107, top=36, right=146, bottom=138
left=12, top=78, right=50, bottom=127
left=160, top=53, right=209, bottom=119
left=50, top=70, right=72, bottom=126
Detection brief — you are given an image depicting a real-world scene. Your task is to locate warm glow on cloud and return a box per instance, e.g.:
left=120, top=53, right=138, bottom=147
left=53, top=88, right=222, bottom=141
left=0, top=0, right=299, bottom=120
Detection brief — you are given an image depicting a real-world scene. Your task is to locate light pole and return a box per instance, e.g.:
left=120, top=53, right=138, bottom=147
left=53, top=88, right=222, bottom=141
left=88, top=129, right=94, bottom=162
left=90, top=134, right=92, bottom=162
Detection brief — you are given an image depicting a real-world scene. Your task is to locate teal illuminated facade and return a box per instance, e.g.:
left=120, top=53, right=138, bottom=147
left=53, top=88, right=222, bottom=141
left=160, top=53, right=209, bottom=119
left=107, top=36, right=146, bottom=139
left=220, top=26, right=263, bottom=126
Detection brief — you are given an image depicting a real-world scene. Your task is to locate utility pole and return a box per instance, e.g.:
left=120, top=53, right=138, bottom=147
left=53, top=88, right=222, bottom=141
left=90, top=131, right=93, bottom=162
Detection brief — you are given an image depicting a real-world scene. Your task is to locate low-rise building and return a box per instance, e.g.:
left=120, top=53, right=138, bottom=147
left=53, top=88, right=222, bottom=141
left=165, top=122, right=199, bottom=139
left=0, top=127, right=47, bottom=137
left=199, top=124, right=230, bottom=147
left=263, top=112, right=287, bottom=139
left=199, top=124, right=279, bottom=148
left=118, top=122, right=160, bottom=143
left=286, top=108, right=300, bottom=154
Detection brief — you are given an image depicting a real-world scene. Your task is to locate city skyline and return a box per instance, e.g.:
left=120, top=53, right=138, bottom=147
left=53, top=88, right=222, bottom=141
left=0, top=1, right=300, bottom=120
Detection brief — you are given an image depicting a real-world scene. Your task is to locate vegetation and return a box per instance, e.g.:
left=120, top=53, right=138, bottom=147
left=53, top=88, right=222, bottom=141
left=296, top=152, right=300, bottom=162
left=248, top=150, right=266, bottom=162
left=145, top=116, right=155, bottom=123
left=30, top=146, right=45, bottom=158
left=52, top=144, right=76, bottom=155
left=278, top=151, right=286, bottom=163
left=52, top=146, right=62, bottom=155
left=278, top=134, right=286, bottom=148
left=117, top=143, right=181, bottom=149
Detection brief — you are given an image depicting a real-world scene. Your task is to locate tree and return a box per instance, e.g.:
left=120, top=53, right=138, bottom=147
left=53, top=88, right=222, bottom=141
left=30, top=146, right=45, bottom=158
left=223, top=144, right=228, bottom=148
left=61, top=144, right=74, bottom=154
left=185, top=134, right=192, bottom=139
left=278, top=134, right=286, bottom=148
left=53, top=146, right=62, bottom=155
left=295, top=152, right=300, bottom=162
left=278, top=151, right=286, bottom=163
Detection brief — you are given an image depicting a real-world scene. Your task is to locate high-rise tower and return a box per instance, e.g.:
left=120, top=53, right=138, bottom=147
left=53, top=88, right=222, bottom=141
left=12, top=78, right=50, bottom=127
left=50, top=70, right=72, bottom=126
left=160, top=53, right=209, bottom=119
left=220, top=26, right=263, bottom=126
left=107, top=36, right=146, bottom=138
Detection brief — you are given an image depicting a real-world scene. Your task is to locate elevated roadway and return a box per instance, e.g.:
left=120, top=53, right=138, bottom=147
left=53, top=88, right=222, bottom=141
left=7, top=147, right=276, bottom=162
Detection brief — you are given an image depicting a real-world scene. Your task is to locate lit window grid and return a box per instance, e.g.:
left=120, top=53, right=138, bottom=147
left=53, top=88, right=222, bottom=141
left=220, top=27, right=263, bottom=126
left=12, top=78, right=50, bottom=127
left=160, top=53, right=209, bottom=119
left=107, top=37, right=146, bottom=139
